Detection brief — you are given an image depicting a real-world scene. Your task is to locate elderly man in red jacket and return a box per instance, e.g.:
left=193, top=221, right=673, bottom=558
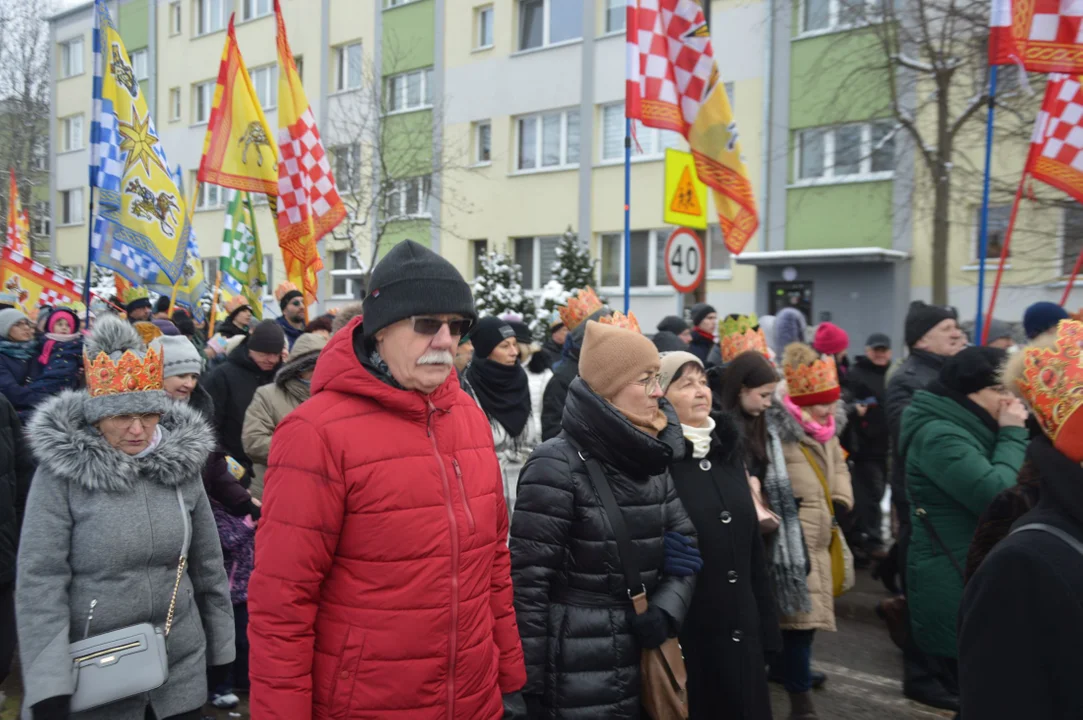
left=247, top=240, right=527, bottom=720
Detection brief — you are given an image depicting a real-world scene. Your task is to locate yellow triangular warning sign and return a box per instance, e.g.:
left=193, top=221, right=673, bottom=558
left=670, top=166, right=703, bottom=216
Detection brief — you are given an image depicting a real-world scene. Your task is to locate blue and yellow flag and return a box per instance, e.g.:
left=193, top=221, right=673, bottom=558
left=146, top=166, right=208, bottom=322
left=90, top=0, right=190, bottom=285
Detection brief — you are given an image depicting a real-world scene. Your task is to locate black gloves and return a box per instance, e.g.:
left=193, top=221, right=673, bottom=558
left=663, top=531, right=702, bottom=577
left=628, top=604, right=675, bottom=649
left=503, top=691, right=529, bottom=719
left=32, top=695, right=70, bottom=720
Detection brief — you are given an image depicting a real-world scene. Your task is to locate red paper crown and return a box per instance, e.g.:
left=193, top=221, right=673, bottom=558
left=719, top=314, right=768, bottom=363
left=1017, top=319, right=1083, bottom=462
left=598, top=310, right=642, bottom=334
left=784, top=354, right=840, bottom=407
left=559, top=287, right=604, bottom=331
left=85, top=346, right=164, bottom=398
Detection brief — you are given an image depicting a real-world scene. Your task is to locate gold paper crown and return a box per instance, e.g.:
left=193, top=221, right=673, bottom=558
left=85, top=346, right=164, bottom=398
left=719, top=313, right=768, bottom=363
left=132, top=321, right=162, bottom=346
left=559, top=287, right=604, bottom=331
left=121, top=285, right=150, bottom=306
left=598, top=310, right=642, bottom=334
left=274, top=281, right=299, bottom=302
left=784, top=354, right=841, bottom=405
left=1016, top=319, right=1083, bottom=462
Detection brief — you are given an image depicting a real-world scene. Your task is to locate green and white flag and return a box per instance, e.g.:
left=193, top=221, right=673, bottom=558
left=220, top=190, right=266, bottom=319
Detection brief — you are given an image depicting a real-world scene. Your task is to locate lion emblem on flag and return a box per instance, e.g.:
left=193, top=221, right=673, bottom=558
left=125, top=179, right=179, bottom=238
left=111, top=44, right=139, bottom=98
left=239, top=122, right=276, bottom=169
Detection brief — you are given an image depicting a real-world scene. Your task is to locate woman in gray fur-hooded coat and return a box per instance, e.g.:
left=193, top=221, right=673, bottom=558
left=15, top=316, right=235, bottom=720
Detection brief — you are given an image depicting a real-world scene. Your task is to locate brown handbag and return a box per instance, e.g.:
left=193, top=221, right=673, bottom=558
left=577, top=447, right=689, bottom=720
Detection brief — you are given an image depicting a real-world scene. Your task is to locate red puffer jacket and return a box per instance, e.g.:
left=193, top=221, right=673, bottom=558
left=247, top=318, right=526, bottom=720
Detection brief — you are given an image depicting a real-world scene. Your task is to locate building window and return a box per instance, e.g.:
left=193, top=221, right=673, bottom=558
left=294, top=55, right=304, bottom=82
left=600, top=103, right=681, bottom=161
left=60, top=189, right=84, bottom=225
left=130, top=49, right=149, bottom=81
left=242, top=0, right=273, bottom=21
left=32, top=140, right=47, bottom=171
left=519, top=0, right=582, bottom=51
left=472, top=239, right=488, bottom=278
left=35, top=201, right=51, bottom=236
left=334, top=42, right=362, bottom=92
left=476, top=5, right=494, bottom=49
left=475, top=121, right=492, bottom=164
left=973, top=205, right=1011, bottom=261
left=599, top=229, right=673, bottom=289
left=385, top=175, right=431, bottom=218
left=513, top=236, right=560, bottom=290
left=801, top=0, right=882, bottom=33
left=194, top=178, right=226, bottom=210
left=707, top=224, right=732, bottom=275
left=385, top=0, right=419, bottom=6
left=60, top=114, right=84, bottom=152
left=262, top=255, right=275, bottom=295
left=330, top=250, right=363, bottom=298
left=332, top=144, right=361, bottom=194
left=250, top=65, right=277, bottom=109
left=196, top=0, right=227, bottom=36
left=169, top=88, right=182, bottom=121
left=516, top=108, right=579, bottom=171
left=795, top=120, right=895, bottom=183
left=385, top=68, right=432, bottom=113
left=170, top=1, right=182, bottom=35
left=1065, top=206, right=1083, bottom=275
left=60, top=37, right=84, bottom=78
left=193, top=81, right=214, bottom=124
left=605, top=0, right=625, bottom=32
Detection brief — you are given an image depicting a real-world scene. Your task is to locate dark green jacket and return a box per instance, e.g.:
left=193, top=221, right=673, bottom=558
left=900, top=390, right=1027, bottom=658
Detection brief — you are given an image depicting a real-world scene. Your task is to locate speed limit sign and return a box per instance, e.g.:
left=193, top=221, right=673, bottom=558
left=664, top=228, right=705, bottom=293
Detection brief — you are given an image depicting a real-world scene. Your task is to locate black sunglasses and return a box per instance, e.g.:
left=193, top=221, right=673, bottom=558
left=412, top=316, right=474, bottom=337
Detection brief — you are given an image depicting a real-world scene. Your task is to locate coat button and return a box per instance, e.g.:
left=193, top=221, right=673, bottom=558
left=340, top=670, right=350, bottom=680
left=731, top=629, right=743, bottom=642
left=719, top=511, right=732, bottom=524
left=727, top=570, right=738, bottom=583
left=699, top=459, right=711, bottom=471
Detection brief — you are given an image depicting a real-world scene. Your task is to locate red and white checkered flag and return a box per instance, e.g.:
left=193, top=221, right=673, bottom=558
left=991, top=0, right=1083, bottom=72
left=1027, top=74, right=1083, bottom=204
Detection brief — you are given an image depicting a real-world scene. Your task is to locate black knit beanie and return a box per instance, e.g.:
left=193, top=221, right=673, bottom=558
left=690, top=303, right=716, bottom=327
left=657, top=315, right=689, bottom=335
left=905, top=301, right=957, bottom=348
left=248, top=319, right=286, bottom=354
left=363, top=240, right=477, bottom=338
left=938, top=346, right=1007, bottom=396
left=279, top=289, right=303, bottom=312
left=154, top=295, right=171, bottom=314
left=471, top=316, right=516, bottom=358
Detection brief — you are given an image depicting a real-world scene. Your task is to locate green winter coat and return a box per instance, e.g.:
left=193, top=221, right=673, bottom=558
left=900, top=390, right=1027, bottom=659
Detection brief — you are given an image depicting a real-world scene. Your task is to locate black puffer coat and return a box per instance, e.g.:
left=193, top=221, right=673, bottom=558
left=0, top=393, right=33, bottom=586
left=540, top=352, right=578, bottom=441
left=202, top=339, right=279, bottom=472
left=670, top=411, right=779, bottom=720
left=510, top=377, right=696, bottom=719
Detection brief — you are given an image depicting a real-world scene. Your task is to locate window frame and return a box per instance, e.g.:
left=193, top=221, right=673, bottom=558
left=793, top=120, right=895, bottom=186
left=195, top=0, right=227, bottom=37
left=514, top=108, right=580, bottom=173
left=169, top=87, right=182, bottom=122
left=476, top=5, right=495, bottom=49
left=35, top=201, right=51, bottom=237
left=474, top=121, right=492, bottom=166
left=517, top=0, right=584, bottom=52
left=332, top=144, right=361, bottom=195
left=60, top=114, right=84, bottom=153
left=130, top=48, right=149, bottom=82
left=193, top=177, right=226, bottom=211
left=604, top=0, right=625, bottom=34
left=330, top=250, right=364, bottom=299
left=241, top=0, right=273, bottom=22
left=598, top=228, right=678, bottom=292
left=599, top=102, right=682, bottom=163
left=384, top=175, right=432, bottom=220
left=384, top=0, right=420, bottom=7
left=798, top=0, right=884, bottom=36
left=334, top=42, right=362, bottom=93
left=384, top=67, right=433, bottom=114
left=968, top=204, right=1012, bottom=266
left=249, top=64, right=277, bottom=110
left=513, top=235, right=561, bottom=290
left=471, top=239, right=488, bottom=279
left=60, top=37, right=85, bottom=79
left=706, top=224, right=733, bottom=279
left=192, top=80, right=215, bottom=125
left=59, top=188, right=84, bottom=226
left=169, top=1, right=182, bottom=35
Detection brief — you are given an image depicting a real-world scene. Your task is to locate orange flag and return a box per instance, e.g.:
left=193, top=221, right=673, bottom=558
left=5, top=170, right=28, bottom=256
left=0, top=247, right=80, bottom=313
left=273, top=0, right=344, bottom=306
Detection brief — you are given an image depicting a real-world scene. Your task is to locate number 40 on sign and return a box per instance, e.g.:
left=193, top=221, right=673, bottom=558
left=664, top=228, right=705, bottom=294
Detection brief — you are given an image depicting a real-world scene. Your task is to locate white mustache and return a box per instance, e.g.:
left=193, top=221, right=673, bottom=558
left=417, top=350, right=455, bottom=365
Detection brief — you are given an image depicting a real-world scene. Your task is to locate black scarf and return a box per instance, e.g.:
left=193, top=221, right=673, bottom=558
left=466, top=358, right=531, bottom=438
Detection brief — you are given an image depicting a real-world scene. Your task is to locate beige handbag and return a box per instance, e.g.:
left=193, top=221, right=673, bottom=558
left=746, top=472, right=781, bottom=534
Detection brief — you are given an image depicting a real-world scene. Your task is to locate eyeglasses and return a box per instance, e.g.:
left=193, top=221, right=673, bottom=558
left=631, top=373, right=663, bottom=397
left=288, top=299, right=304, bottom=308
left=412, top=316, right=474, bottom=337
left=111, top=413, right=161, bottom=428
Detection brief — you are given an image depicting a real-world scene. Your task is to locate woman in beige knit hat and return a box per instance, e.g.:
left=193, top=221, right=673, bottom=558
left=509, top=319, right=698, bottom=720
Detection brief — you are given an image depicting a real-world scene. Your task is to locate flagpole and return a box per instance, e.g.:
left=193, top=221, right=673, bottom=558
left=82, top=188, right=96, bottom=327
left=981, top=168, right=1026, bottom=344
left=623, top=122, right=632, bottom=314
left=975, top=66, right=1000, bottom=342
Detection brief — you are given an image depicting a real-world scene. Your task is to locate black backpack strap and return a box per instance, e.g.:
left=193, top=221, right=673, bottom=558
left=566, top=436, right=644, bottom=598
left=1012, top=523, right=1083, bottom=557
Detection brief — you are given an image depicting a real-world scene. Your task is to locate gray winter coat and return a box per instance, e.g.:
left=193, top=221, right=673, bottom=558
left=16, top=391, right=235, bottom=720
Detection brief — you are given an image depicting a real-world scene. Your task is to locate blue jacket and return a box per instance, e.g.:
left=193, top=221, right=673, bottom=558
left=275, top=315, right=303, bottom=350
left=0, top=339, right=83, bottom=423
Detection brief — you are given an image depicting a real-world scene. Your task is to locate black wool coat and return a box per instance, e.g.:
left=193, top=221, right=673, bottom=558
left=510, top=378, right=697, bottom=719
left=958, top=435, right=1083, bottom=719
left=0, top=393, right=33, bottom=586
left=202, top=339, right=279, bottom=472
left=670, top=411, right=779, bottom=720
left=844, top=356, right=890, bottom=460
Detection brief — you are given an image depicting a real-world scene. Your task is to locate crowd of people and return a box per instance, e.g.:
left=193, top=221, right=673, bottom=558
left=2, top=239, right=1082, bottom=720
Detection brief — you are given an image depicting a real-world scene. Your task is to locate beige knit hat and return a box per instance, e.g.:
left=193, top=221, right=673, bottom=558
left=579, top=320, right=661, bottom=400
left=658, top=351, right=703, bottom=393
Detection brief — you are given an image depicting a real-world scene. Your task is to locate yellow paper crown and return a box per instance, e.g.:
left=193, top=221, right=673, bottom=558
left=559, top=287, right=604, bottom=331
left=121, top=285, right=150, bottom=306
left=1017, top=319, right=1083, bottom=462
left=784, top=355, right=840, bottom=406
left=85, top=346, right=164, bottom=398
left=719, top=313, right=768, bottom=363
left=598, top=310, right=642, bottom=334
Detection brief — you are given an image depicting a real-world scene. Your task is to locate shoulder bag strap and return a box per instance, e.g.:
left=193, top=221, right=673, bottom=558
left=1012, top=522, right=1083, bottom=557
left=914, top=506, right=965, bottom=580
left=798, top=444, right=835, bottom=516
left=164, top=486, right=191, bottom=638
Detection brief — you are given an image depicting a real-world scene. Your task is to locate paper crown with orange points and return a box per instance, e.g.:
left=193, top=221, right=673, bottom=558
left=1016, top=319, right=1083, bottom=462
left=719, top=313, right=769, bottom=364
left=274, top=281, right=299, bottom=303
left=598, top=310, right=642, bottom=334
left=81, top=316, right=168, bottom=423
left=559, top=287, right=605, bottom=331
left=783, top=346, right=841, bottom=407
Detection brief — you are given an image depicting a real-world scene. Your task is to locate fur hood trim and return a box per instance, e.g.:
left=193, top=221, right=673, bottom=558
left=84, top=314, right=145, bottom=360
left=27, top=390, right=215, bottom=493
left=766, top=400, right=848, bottom=445
left=275, top=348, right=319, bottom=390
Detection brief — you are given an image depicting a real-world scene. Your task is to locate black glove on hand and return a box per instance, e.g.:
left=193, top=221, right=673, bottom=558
left=663, top=531, right=702, bottom=577
left=503, top=691, right=529, bottom=719
left=629, top=604, right=674, bottom=649
left=32, top=695, right=70, bottom=720
left=832, top=501, right=853, bottom=532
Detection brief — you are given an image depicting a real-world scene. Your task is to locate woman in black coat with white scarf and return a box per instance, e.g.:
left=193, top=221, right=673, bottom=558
left=661, top=351, right=780, bottom=719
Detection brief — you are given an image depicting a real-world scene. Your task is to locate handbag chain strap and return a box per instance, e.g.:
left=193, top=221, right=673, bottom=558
left=164, top=485, right=192, bottom=638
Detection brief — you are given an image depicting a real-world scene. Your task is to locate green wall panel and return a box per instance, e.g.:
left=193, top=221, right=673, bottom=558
left=789, top=30, right=891, bottom=129
left=785, top=181, right=893, bottom=249
left=379, top=220, right=431, bottom=258
left=382, top=0, right=435, bottom=75
left=117, top=0, right=149, bottom=52
left=383, top=109, right=434, bottom=178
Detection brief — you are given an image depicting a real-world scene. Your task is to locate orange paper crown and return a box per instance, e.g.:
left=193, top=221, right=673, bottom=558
left=1017, top=319, right=1083, bottom=462
left=719, top=314, right=769, bottom=364
left=274, top=281, right=299, bottom=302
left=559, top=287, right=604, bottom=331
left=598, top=310, right=642, bottom=334
left=85, top=346, right=164, bottom=398
left=784, top=355, right=840, bottom=407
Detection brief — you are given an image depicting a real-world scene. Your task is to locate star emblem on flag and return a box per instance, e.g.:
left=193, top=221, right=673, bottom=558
left=117, top=106, right=167, bottom=178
